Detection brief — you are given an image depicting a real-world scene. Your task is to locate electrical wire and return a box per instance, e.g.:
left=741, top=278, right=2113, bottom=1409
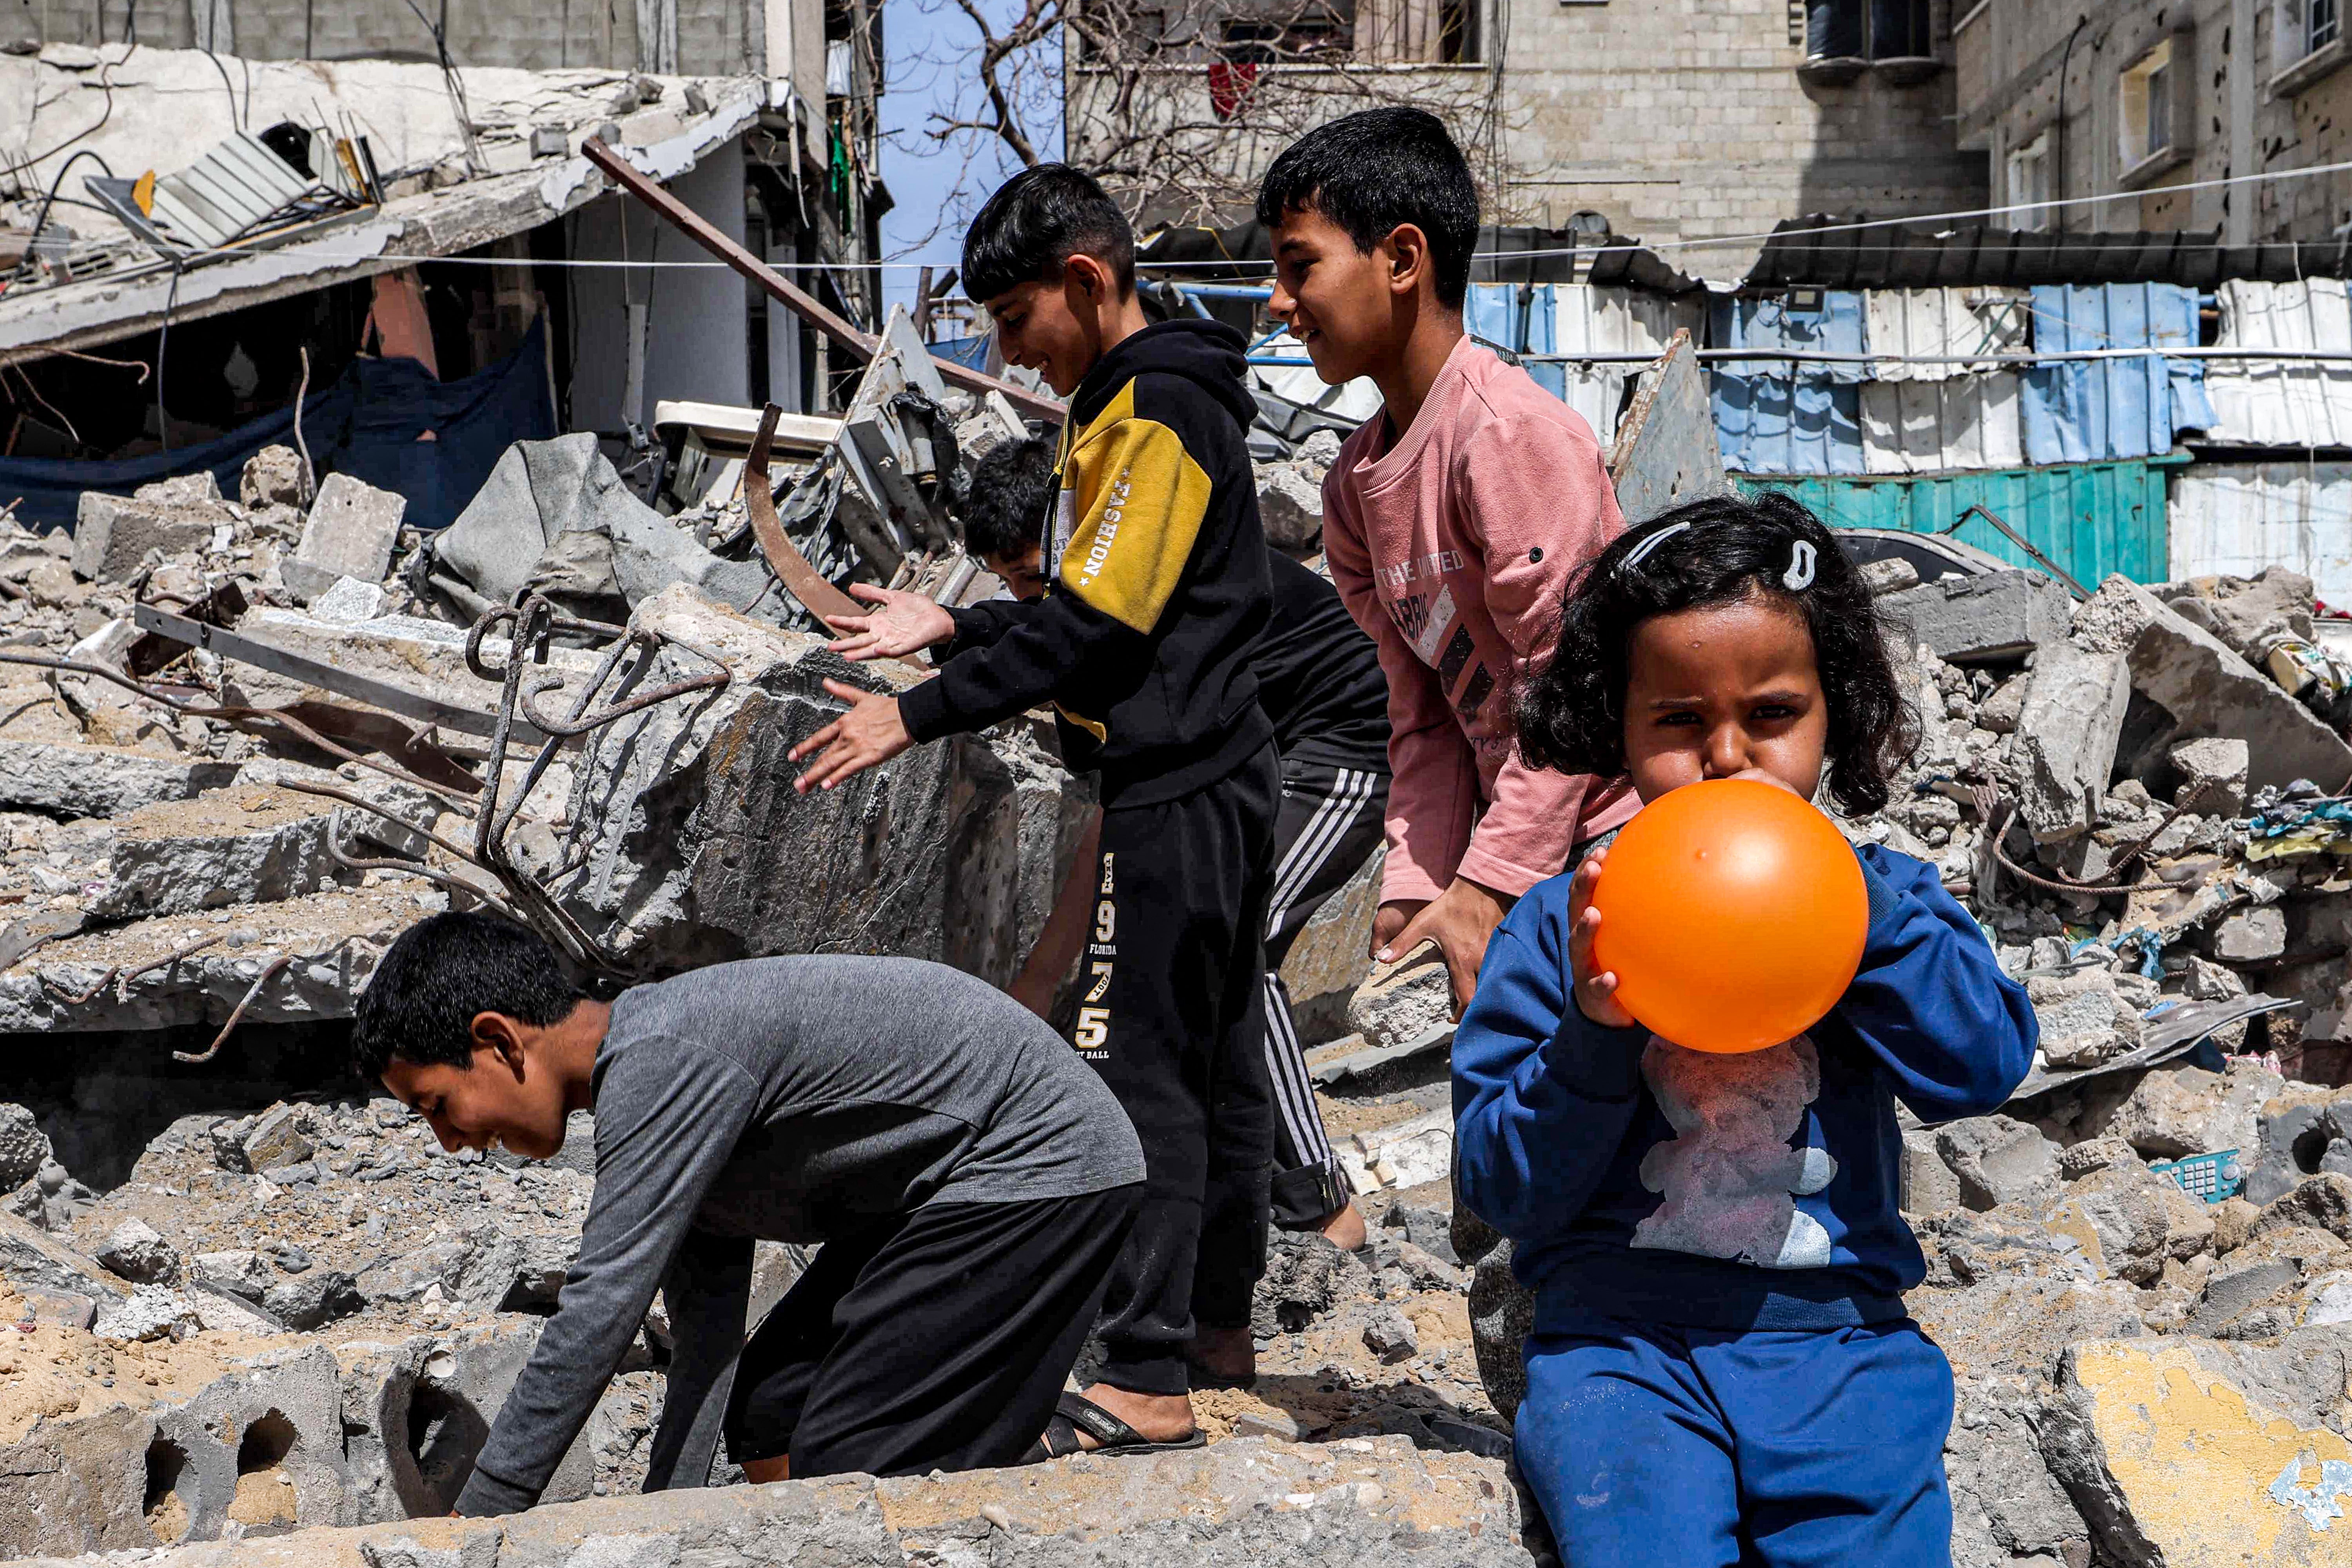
left=5, top=148, right=114, bottom=292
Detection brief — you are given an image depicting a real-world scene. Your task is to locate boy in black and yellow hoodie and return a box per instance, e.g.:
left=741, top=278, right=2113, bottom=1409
left=789, top=165, right=1278, bottom=1459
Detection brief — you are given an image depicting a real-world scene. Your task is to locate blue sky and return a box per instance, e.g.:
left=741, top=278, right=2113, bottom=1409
left=877, top=0, right=1062, bottom=320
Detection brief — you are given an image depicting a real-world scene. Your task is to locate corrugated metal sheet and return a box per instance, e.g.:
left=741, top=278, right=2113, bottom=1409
left=2172, top=463, right=2352, bottom=609
left=2021, top=284, right=2213, bottom=464
left=1858, top=376, right=2024, bottom=474
left=1547, top=285, right=1706, bottom=448
left=2201, top=279, right=2352, bottom=447
left=1711, top=291, right=1868, bottom=474
left=1747, top=217, right=2352, bottom=290
left=1750, top=454, right=2181, bottom=585
left=1864, top=287, right=2030, bottom=381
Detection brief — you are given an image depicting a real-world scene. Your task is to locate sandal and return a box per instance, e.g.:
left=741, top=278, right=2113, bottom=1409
left=1024, top=1391, right=1207, bottom=1461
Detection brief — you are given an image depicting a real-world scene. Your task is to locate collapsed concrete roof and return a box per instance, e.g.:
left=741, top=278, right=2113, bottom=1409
left=0, top=45, right=767, bottom=364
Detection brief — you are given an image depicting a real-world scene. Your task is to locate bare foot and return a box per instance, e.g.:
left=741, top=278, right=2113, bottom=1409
left=1319, top=1201, right=1367, bottom=1252
left=740, top=1455, right=790, bottom=1483
left=1186, top=1323, right=1256, bottom=1383
left=1071, top=1383, right=1196, bottom=1448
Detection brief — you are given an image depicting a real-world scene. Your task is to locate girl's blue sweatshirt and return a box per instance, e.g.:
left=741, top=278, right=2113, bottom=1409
left=1452, top=842, right=2036, bottom=1331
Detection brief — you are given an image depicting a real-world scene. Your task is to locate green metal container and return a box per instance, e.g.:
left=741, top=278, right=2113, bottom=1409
left=1740, top=453, right=2185, bottom=586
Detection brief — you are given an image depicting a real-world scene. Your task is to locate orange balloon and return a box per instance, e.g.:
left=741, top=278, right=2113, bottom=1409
left=1588, top=777, right=1868, bottom=1054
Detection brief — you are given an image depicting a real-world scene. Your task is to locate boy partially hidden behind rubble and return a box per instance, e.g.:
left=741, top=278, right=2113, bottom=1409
left=787, top=164, right=1281, bottom=1457
left=352, top=911, right=1145, bottom=1514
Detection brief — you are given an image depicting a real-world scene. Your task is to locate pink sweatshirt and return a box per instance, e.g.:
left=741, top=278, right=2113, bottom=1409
left=1323, top=337, right=1637, bottom=904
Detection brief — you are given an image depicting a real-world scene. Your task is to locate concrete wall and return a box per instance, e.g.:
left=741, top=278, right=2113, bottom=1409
left=566, top=136, right=757, bottom=436
left=17, top=0, right=780, bottom=77
left=1069, top=0, right=1987, bottom=274
left=1956, top=0, right=2352, bottom=243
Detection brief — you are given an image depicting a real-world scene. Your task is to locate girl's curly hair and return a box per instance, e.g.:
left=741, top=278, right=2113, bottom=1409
left=1516, top=488, right=1920, bottom=817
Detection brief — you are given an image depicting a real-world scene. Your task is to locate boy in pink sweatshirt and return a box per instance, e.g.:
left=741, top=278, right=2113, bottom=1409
left=1259, top=108, right=1636, bottom=1012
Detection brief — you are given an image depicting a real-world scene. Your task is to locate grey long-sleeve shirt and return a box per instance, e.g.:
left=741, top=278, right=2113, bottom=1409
left=450, top=955, right=1145, bottom=1516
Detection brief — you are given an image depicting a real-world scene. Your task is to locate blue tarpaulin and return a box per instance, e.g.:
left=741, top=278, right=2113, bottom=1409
left=2021, top=284, right=2214, bottom=464
left=3, top=317, right=554, bottom=532
left=1465, top=283, right=1564, bottom=397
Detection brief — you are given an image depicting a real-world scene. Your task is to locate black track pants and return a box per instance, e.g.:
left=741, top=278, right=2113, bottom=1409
left=1080, top=745, right=1279, bottom=1396
left=1261, top=761, right=1389, bottom=1227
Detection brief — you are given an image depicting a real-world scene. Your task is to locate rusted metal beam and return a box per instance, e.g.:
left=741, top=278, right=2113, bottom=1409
left=581, top=137, right=1065, bottom=423
left=744, top=403, right=864, bottom=623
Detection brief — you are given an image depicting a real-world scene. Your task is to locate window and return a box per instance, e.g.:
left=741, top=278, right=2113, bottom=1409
left=1803, top=0, right=1931, bottom=61
left=2007, top=134, right=2051, bottom=231
left=2318, top=0, right=2343, bottom=51
left=2119, top=39, right=2177, bottom=169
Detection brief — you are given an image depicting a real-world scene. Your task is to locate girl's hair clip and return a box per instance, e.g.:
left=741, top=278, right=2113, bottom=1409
left=1782, top=539, right=1817, bottom=592
left=1617, top=520, right=1692, bottom=577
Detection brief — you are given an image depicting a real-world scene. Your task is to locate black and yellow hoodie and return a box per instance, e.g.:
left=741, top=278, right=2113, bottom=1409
left=899, top=319, right=1274, bottom=806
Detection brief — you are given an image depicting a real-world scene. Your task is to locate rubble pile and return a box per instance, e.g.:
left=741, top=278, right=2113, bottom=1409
left=6, top=379, right=2352, bottom=1561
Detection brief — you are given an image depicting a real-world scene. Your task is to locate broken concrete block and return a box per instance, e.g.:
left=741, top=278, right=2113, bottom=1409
left=241, top=444, right=306, bottom=508
left=1936, top=1114, right=2061, bottom=1212
left=92, top=786, right=347, bottom=920
left=1280, top=844, right=1382, bottom=1041
left=1900, top=1127, right=1963, bottom=1214
left=2248, top=1086, right=2352, bottom=1205
left=1362, top=1302, right=1419, bottom=1361
left=2079, top=573, right=2352, bottom=794
left=1255, top=460, right=1326, bottom=551
left=550, top=586, right=1081, bottom=987
left=0, top=1207, right=124, bottom=1307
left=0, top=739, right=239, bottom=818
left=23, top=554, right=82, bottom=606
left=93, top=1283, right=199, bottom=1342
left=2039, top=1161, right=2214, bottom=1285
left=308, top=576, right=388, bottom=623
left=191, top=1248, right=272, bottom=1301
left=2162, top=565, right=2317, bottom=660
left=2254, top=1173, right=2352, bottom=1245
left=2025, top=971, right=2143, bottom=1070
left=2214, top=906, right=2287, bottom=964
left=1879, top=568, right=2072, bottom=662
left=2107, top=1061, right=2280, bottom=1161
left=2041, top=1332, right=2352, bottom=1566
left=2013, top=644, right=2131, bottom=841
left=94, top=1218, right=175, bottom=1283
left=0, top=1101, right=49, bottom=1190
left=2167, top=736, right=2250, bottom=818
left=1346, top=944, right=1453, bottom=1053
left=70, top=491, right=216, bottom=583
left=285, top=474, right=406, bottom=603
left=136, top=472, right=222, bottom=508
left=2058, top=1136, right=2140, bottom=1180
left=1858, top=556, right=1919, bottom=596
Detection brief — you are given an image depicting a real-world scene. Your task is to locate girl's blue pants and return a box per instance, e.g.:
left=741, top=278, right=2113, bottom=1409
left=1516, top=1309, right=1956, bottom=1568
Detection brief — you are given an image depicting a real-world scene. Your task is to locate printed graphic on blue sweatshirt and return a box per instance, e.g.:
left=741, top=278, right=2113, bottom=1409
left=1631, top=1034, right=1838, bottom=1270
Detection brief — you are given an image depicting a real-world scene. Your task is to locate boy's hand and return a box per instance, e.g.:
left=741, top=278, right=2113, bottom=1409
left=823, top=584, right=956, bottom=662
left=1567, top=847, right=1637, bottom=1029
left=788, top=680, right=913, bottom=792
left=1376, top=878, right=1515, bottom=1018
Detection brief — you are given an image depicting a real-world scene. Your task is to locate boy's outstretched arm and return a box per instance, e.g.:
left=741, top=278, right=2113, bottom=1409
left=1452, top=883, right=1648, bottom=1241
left=792, top=415, right=1199, bottom=791
left=1836, top=845, right=2038, bottom=1122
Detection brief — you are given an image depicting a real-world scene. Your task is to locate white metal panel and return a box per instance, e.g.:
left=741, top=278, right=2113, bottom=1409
left=2203, top=279, right=2352, bottom=446
left=1548, top=286, right=1704, bottom=449
left=2171, top=463, right=2352, bottom=610
left=1858, top=374, right=2024, bottom=473
left=1252, top=332, right=1382, bottom=423
left=1864, top=287, right=2030, bottom=381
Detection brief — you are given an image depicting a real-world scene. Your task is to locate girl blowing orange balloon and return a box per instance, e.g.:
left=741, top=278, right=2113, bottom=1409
left=1452, top=490, right=2038, bottom=1568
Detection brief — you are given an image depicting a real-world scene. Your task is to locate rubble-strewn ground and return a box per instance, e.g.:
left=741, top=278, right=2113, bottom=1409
left=10, top=430, right=2352, bottom=1563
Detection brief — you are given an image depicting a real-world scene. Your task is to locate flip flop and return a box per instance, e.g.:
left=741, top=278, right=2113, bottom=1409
left=1024, top=1391, right=1207, bottom=1461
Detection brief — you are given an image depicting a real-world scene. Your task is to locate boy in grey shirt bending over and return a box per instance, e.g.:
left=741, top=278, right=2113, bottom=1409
left=354, top=912, right=1146, bottom=1516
